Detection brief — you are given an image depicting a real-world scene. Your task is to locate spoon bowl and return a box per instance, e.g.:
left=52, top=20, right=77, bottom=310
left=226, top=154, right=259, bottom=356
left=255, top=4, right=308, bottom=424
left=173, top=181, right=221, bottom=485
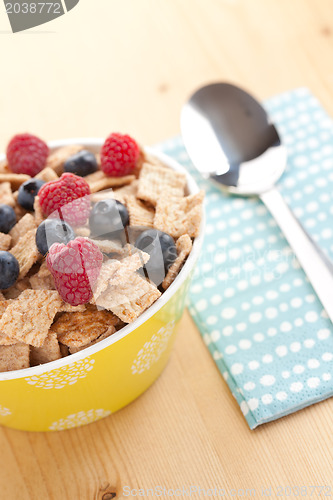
left=181, top=82, right=287, bottom=194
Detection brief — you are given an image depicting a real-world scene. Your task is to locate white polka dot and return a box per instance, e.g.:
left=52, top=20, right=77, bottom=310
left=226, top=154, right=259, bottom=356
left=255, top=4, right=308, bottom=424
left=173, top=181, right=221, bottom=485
left=213, top=351, right=223, bottom=360
left=294, top=318, right=303, bottom=327
left=222, top=326, right=233, bottom=336
left=276, top=391, right=288, bottom=401
left=262, top=354, right=273, bottom=364
left=207, top=315, right=218, bottom=325
left=304, top=339, right=315, bottom=348
left=239, top=339, right=252, bottom=350
left=202, top=263, right=213, bottom=272
left=237, top=280, right=248, bottom=291
left=236, top=323, right=247, bottom=332
left=210, top=330, right=221, bottom=342
left=204, top=278, right=216, bottom=288
left=241, top=209, right=253, bottom=220
left=267, top=328, right=277, bottom=337
left=224, top=288, right=235, bottom=298
left=265, top=307, right=278, bottom=319
left=248, top=361, right=260, bottom=370
left=221, top=307, right=236, bottom=319
left=250, top=275, right=261, bottom=285
left=253, top=239, right=265, bottom=249
left=244, top=382, right=256, bottom=391
left=322, top=373, right=331, bottom=381
left=305, top=294, right=315, bottom=302
left=305, top=311, right=318, bottom=323
left=291, top=298, right=302, bottom=308
left=203, top=333, right=211, bottom=345
left=240, top=401, right=249, bottom=416
left=290, top=342, right=301, bottom=353
left=280, top=283, right=291, bottom=292
left=231, top=363, right=243, bottom=375
left=215, top=253, right=226, bottom=264
left=260, top=375, right=276, bottom=386
left=252, top=296, right=264, bottom=305
left=229, top=248, right=242, bottom=260
left=276, top=345, right=288, bottom=357
left=322, top=352, right=333, bottom=361
left=290, top=382, right=303, bottom=393
left=225, top=345, right=237, bottom=355
left=280, top=321, right=292, bottom=333
left=243, top=261, right=255, bottom=272
left=293, top=278, right=303, bottom=287
left=293, top=365, right=305, bottom=374
left=253, top=333, right=265, bottom=342
left=230, top=232, right=242, bottom=242
left=247, top=398, right=259, bottom=410
left=279, top=303, right=289, bottom=312
left=317, top=329, right=330, bottom=340
left=216, top=220, right=226, bottom=230
left=196, top=299, right=207, bottom=312
left=210, top=294, right=222, bottom=305
left=249, top=312, right=262, bottom=323
left=191, top=284, right=202, bottom=294
left=262, top=394, right=273, bottom=405
left=307, top=358, right=320, bottom=369
left=241, top=302, right=251, bottom=311
left=307, top=377, right=320, bottom=389
left=282, top=371, right=290, bottom=379
left=217, top=238, right=228, bottom=247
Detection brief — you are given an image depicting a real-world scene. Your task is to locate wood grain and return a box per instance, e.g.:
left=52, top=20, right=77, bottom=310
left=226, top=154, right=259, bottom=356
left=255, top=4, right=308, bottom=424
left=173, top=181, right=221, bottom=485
left=0, top=0, right=333, bottom=498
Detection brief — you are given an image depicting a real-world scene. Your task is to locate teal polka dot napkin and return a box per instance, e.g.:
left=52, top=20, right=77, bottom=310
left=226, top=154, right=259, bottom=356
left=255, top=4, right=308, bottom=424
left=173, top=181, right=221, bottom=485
left=156, top=88, right=333, bottom=429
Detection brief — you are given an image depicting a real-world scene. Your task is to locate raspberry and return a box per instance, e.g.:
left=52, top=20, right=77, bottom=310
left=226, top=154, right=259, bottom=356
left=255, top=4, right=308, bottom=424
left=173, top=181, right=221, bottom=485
left=38, top=172, right=91, bottom=226
left=7, top=133, right=49, bottom=176
left=100, top=133, right=140, bottom=177
left=46, top=237, right=103, bottom=306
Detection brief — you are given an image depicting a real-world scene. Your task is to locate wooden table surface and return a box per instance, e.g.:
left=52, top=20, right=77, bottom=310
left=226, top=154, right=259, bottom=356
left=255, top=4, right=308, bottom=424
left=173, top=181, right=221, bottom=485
left=1, top=1, right=333, bottom=498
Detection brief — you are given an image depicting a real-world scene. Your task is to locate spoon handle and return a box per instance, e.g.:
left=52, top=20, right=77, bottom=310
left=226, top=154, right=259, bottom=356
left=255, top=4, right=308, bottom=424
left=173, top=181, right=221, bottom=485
left=260, top=187, right=333, bottom=322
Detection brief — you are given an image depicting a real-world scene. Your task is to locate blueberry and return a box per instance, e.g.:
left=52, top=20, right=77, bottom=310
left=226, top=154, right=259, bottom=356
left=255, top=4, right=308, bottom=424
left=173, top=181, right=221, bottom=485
left=18, top=179, right=45, bottom=211
left=89, top=199, right=129, bottom=239
left=135, top=229, right=177, bottom=285
left=36, top=219, right=76, bottom=256
left=64, top=150, right=98, bottom=177
left=0, top=251, right=19, bottom=290
left=0, top=204, right=16, bottom=234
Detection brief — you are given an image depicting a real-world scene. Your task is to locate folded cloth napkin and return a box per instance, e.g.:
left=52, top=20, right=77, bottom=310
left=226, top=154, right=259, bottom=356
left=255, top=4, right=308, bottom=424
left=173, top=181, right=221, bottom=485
left=156, top=88, right=333, bottom=429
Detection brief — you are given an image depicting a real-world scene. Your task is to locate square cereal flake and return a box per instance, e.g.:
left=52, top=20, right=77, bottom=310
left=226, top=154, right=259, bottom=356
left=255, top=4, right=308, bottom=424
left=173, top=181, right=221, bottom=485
left=137, top=163, right=186, bottom=206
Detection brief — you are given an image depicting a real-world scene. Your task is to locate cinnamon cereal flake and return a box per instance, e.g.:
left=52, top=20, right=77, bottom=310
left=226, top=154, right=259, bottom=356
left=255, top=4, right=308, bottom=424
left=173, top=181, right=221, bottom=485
left=69, top=325, right=116, bottom=354
left=30, top=332, right=61, bottom=366
left=0, top=232, right=11, bottom=251
left=162, top=234, right=192, bottom=290
left=35, top=167, right=59, bottom=182
left=137, top=163, right=186, bottom=206
left=0, top=182, right=15, bottom=207
left=33, top=196, right=44, bottom=225
left=0, top=344, right=30, bottom=371
left=96, top=272, right=161, bottom=323
left=85, top=170, right=136, bottom=193
left=154, top=190, right=204, bottom=238
left=124, top=194, right=155, bottom=228
left=52, top=306, right=119, bottom=348
left=10, top=229, right=40, bottom=279
left=0, top=173, right=30, bottom=190
left=9, top=213, right=37, bottom=246
left=93, top=251, right=150, bottom=300
left=0, top=290, right=62, bottom=347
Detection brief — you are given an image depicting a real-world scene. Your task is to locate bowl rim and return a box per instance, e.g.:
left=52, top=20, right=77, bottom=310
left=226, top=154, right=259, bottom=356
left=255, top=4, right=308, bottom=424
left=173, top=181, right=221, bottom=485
left=0, top=138, right=205, bottom=381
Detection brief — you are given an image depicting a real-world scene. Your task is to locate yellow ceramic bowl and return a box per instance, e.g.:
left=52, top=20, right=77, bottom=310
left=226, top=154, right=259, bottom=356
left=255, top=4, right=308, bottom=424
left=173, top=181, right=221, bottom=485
left=0, top=138, right=204, bottom=432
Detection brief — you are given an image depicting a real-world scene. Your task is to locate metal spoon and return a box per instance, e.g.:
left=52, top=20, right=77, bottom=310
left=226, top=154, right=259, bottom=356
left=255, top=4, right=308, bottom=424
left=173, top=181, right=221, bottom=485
left=181, top=82, right=333, bottom=322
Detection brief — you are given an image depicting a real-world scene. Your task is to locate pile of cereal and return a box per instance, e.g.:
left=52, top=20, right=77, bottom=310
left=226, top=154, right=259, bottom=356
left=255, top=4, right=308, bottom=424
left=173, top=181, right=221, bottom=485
left=0, top=132, right=204, bottom=372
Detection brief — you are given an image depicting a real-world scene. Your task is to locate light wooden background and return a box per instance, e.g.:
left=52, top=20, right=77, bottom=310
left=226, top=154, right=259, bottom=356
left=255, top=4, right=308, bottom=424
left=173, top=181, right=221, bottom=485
left=0, top=1, right=333, bottom=498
